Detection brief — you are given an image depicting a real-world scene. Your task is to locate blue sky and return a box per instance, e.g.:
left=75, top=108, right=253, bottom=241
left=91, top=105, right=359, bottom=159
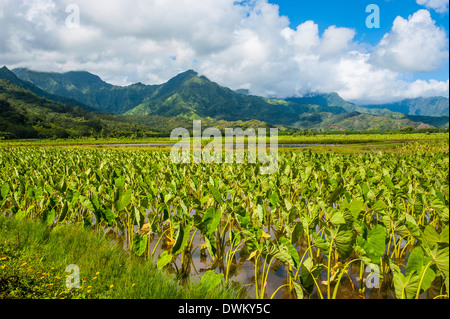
left=268, top=0, right=449, bottom=82
left=1, top=0, right=448, bottom=104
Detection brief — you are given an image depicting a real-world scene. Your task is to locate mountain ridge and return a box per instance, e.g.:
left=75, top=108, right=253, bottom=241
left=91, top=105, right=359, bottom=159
left=4, top=66, right=449, bottom=132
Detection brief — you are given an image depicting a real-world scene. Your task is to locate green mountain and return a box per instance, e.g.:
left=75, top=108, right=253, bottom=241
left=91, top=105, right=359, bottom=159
left=0, top=77, right=156, bottom=139
left=9, top=67, right=448, bottom=132
left=362, top=97, right=449, bottom=117
left=12, top=68, right=158, bottom=114
left=291, top=111, right=436, bottom=131
left=0, top=67, right=95, bottom=111
left=125, top=70, right=328, bottom=125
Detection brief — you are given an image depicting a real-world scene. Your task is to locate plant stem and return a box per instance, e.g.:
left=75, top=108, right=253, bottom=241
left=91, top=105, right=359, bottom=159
left=415, top=260, right=434, bottom=299
left=327, top=238, right=334, bottom=299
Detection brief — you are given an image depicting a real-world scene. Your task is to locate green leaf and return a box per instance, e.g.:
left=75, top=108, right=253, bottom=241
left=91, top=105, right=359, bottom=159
left=209, top=185, right=223, bottom=205
left=366, top=225, right=386, bottom=257
left=133, top=233, right=148, bottom=257
left=391, top=261, right=419, bottom=299
left=203, top=207, right=222, bottom=235
left=172, top=222, right=192, bottom=255
left=114, top=188, right=132, bottom=211
left=348, top=198, right=365, bottom=219
left=329, top=210, right=346, bottom=226
left=104, top=209, right=115, bottom=226
left=279, top=237, right=299, bottom=268
left=157, top=251, right=173, bottom=270
left=333, top=227, right=354, bottom=260
left=300, top=257, right=323, bottom=294
left=406, top=247, right=435, bottom=294
left=1, top=182, right=9, bottom=201
left=290, top=222, right=304, bottom=245
left=200, top=270, right=224, bottom=291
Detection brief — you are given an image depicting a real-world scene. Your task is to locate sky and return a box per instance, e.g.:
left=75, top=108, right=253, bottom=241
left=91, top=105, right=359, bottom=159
left=0, top=0, right=448, bottom=105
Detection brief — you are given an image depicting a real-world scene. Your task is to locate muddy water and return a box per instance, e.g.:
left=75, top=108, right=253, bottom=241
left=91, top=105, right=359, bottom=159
left=117, top=212, right=420, bottom=300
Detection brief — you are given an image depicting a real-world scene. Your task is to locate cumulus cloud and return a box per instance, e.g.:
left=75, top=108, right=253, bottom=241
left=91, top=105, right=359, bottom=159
left=417, top=0, right=449, bottom=13
left=0, top=0, right=448, bottom=104
left=370, top=10, right=449, bottom=73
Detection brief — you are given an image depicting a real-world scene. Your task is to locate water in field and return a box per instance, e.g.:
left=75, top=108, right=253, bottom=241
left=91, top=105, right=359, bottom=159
left=109, top=207, right=432, bottom=300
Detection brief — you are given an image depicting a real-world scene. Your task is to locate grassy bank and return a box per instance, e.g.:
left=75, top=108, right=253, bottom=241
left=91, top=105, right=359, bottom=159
left=0, top=217, right=244, bottom=299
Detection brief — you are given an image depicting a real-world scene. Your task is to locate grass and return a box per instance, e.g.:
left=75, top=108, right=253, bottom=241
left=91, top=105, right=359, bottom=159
left=0, top=217, right=244, bottom=299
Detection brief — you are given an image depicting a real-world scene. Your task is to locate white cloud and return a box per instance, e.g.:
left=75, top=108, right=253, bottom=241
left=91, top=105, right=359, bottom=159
left=417, top=0, right=449, bottom=13
left=0, top=0, right=448, bottom=105
left=370, top=10, right=449, bottom=73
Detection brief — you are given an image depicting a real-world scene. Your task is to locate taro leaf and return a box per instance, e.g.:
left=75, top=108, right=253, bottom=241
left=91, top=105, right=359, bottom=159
left=348, top=198, right=365, bottom=220
left=205, top=234, right=217, bottom=260
left=423, top=225, right=447, bottom=248
left=133, top=233, right=148, bottom=257
left=332, top=226, right=354, bottom=260
left=172, top=222, right=192, bottom=255
left=58, top=201, right=69, bottom=222
left=353, top=220, right=368, bottom=238
left=329, top=210, right=346, bottom=226
left=284, top=199, right=292, bottom=211
left=134, top=206, right=145, bottom=228
left=157, top=251, right=173, bottom=270
left=372, top=199, right=388, bottom=214
left=104, top=208, right=115, bottom=226
left=257, top=204, right=265, bottom=225
left=327, top=186, right=344, bottom=207
left=290, top=222, right=304, bottom=245
left=430, top=196, right=449, bottom=223
left=422, top=226, right=449, bottom=280
left=406, top=247, right=435, bottom=294
left=201, top=207, right=222, bottom=235
left=355, top=224, right=386, bottom=265
left=424, top=242, right=449, bottom=280
left=209, top=185, right=223, bottom=205
left=15, top=209, right=26, bottom=222
left=0, top=182, right=9, bottom=201
left=384, top=176, right=395, bottom=192
left=300, top=257, right=323, bottom=294
left=79, top=195, right=95, bottom=212
left=269, top=192, right=279, bottom=207
left=43, top=209, right=55, bottom=227
left=390, top=261, right=419, bottom=299
left=279, top=237, right=299, bottom=268
left=292, top=280, right=304, bottom=299
left=312, top=232, right=330, bottom=255
left=114, top=188, right=132, bottom=212
left=201, top=270, right=224, bottom=291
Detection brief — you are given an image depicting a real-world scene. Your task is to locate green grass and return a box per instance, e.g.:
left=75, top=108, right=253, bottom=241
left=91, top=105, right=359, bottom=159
left=0, top=217, right=244, bottom=299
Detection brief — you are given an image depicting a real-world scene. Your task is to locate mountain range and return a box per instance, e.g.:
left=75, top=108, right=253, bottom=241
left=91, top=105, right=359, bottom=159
left=1, top=65, right=448, bottom=139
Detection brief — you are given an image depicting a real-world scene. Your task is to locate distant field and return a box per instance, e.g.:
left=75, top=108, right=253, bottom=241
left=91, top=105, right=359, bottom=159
left=0, top=132, right=448, bottom=147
